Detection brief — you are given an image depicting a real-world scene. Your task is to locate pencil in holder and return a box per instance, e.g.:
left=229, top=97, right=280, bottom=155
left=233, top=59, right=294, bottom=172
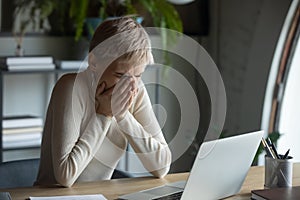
left=264, top=155, right=293, bottom=189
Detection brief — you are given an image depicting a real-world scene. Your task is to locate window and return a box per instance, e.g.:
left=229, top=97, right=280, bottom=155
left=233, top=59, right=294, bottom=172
left=261, top=1, right=300, bottom=162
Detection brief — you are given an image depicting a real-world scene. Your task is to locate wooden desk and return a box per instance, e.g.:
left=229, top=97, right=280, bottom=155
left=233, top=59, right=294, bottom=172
left=1, top=163, right=300, bottom=200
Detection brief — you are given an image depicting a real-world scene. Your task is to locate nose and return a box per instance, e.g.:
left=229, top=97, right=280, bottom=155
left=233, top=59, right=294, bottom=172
left=123, top=74, right=138, bottom=88
left=123, top=73, right=133, bottom=78
left=123, top=73, right=137, bottom=81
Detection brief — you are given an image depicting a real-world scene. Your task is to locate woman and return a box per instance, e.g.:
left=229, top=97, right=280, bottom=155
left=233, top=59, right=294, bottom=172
left=35, top=17, right=171, bottom=187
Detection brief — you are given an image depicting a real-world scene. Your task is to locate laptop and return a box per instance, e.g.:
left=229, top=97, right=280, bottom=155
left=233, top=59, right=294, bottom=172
left=118, top=130, right=264, bottom=200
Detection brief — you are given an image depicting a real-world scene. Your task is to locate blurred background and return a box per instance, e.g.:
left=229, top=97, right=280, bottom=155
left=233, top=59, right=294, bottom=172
left=0, top=0, right=299, bottom=175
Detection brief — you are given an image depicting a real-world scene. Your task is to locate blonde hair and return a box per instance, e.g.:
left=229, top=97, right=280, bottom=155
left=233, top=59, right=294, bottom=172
left=89, top=17, right=153, bottom=67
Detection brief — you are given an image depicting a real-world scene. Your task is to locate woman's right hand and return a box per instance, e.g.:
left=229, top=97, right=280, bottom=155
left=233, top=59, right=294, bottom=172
left=95, top=82, right=114, bottom=117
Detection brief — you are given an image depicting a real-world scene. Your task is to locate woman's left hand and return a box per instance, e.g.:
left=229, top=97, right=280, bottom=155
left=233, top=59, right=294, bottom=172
left=112, top=76, right=138, bottom=121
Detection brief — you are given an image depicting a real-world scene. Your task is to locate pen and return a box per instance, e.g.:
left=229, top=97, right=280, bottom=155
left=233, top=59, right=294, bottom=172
left=261, top=138, right=276, bottom=159
left=282, top=149, right=290, bottom=159
left=266, top=138, right=280, bottom=159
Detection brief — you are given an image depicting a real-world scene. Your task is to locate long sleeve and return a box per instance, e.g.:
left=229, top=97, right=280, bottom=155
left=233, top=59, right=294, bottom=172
left=117, top=85, right=171, bottom=177
left=48, top=74, right=112, bottom=187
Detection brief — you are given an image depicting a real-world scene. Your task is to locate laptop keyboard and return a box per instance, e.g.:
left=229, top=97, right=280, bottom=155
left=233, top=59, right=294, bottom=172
left=152, top=191, right=183, bottom=200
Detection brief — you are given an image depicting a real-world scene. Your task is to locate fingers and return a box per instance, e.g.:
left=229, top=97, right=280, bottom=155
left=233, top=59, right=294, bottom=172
left=111, top=79, right=135, bottom=116
left=114, top=90, right=137, bottom=121
left=102, top=84, right=115, bottom=95
left=113, top=91, right=133, bottom=117
left=126, top=92, right=135, bottom=108
left=114, top=76, right=137, bottom=95
left=113, top=87, right=138, bottom=118
left=120, top=90, right=134, bottom=107
left=114, top=83, right=133, bottom=105
left=111, top=76, right=137, bottom=110
left=95, top=82, right=113, bottom=116
left=97, top=75, right=139, bottom=119
left=111, top=89, right=130, bottom=114
left=96, top=82, right=106, bottom=96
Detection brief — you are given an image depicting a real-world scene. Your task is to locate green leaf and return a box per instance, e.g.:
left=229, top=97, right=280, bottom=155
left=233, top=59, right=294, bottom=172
left=70, top=0, right=89, bottom=41
left=99, top=0, right=108, bottom=19
left=40, top=1, right=54, bottom=19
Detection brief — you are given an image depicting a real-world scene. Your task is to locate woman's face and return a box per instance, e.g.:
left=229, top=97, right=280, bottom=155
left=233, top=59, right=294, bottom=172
left=98, top=58, right=146, bottom=91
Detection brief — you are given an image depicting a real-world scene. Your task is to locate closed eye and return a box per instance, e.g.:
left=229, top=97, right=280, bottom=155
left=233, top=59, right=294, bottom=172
left=114, top=72, right=124, bottom=78
left=114, top=72, right=142, bottom=78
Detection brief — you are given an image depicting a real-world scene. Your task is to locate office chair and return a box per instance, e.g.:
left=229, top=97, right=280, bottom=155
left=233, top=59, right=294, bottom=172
left=0, top=158, right=40, bottom=188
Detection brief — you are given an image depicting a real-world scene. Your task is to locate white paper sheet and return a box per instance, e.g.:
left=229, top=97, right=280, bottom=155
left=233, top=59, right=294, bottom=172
left=29, top=194, right=107, bottom=200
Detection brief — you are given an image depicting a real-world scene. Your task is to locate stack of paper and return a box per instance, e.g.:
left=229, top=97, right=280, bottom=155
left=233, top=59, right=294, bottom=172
left=0, top=56, right=55, bottom=71
left=56, top=60, right=88, bottom=70
left=2, top=115, right=44, bottom=149
left=29, top=194, right=107, bottom=200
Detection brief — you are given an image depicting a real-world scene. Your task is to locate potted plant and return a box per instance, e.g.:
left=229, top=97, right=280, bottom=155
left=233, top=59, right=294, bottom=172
left=69, top=0, right=183, bottom=48
left=13, top=0, right=182, bottom=64
left=13, top=0, right=182, bottom=40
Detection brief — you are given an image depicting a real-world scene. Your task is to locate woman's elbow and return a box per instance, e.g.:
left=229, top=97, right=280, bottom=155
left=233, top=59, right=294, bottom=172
left=151, top=166, right=170, bottom=178
left=55, top=176, right=76, bottom=187
left=152, top=147, right=172, bottom=178
left=54, top=168, right=77, bottom=187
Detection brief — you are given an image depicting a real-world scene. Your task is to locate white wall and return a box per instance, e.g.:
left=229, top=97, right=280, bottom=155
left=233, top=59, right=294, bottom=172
left=278, top=38, right=300, bottom=162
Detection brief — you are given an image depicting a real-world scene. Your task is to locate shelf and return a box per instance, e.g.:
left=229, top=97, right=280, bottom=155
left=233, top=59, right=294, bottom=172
left=2, top=145, right=40, bottom=151
left=3, top=147, right=40, bottom=162
left=0, top=68, right=76, bottom=162
left=0, top=68, right=78, bottom=75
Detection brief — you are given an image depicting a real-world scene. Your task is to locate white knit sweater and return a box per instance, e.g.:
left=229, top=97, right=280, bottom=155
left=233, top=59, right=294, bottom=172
left=35, top=69, right=171, bottom=187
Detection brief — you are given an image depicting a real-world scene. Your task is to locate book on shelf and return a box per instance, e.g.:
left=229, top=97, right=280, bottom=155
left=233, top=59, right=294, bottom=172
left=3, top=138, right=42, bottom=149
left=2, top=126, right=43, bottom=134
left=2, top=126, right=43, bottom=149
left=2, top=115, right=43, bottom=129
left=251, top=186, right=300, bottom=200
left=3, top=131, right=42, bottom=143
left=56, top=60, right=88, bottom=70
left=0, top=55, right=54, bottom=65
left=2, top=63, right=56, bottom=71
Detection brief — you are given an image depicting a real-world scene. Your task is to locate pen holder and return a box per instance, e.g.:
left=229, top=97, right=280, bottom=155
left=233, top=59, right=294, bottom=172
left=264, top=155, right=293, bottom=189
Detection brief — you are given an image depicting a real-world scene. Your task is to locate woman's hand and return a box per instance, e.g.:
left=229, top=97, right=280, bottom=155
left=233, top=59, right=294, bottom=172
left=95, top=82, right=114, bottom=117
left=112, top=76, right=138, bottom=121
left=95, top=76, right=138, bottom=119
